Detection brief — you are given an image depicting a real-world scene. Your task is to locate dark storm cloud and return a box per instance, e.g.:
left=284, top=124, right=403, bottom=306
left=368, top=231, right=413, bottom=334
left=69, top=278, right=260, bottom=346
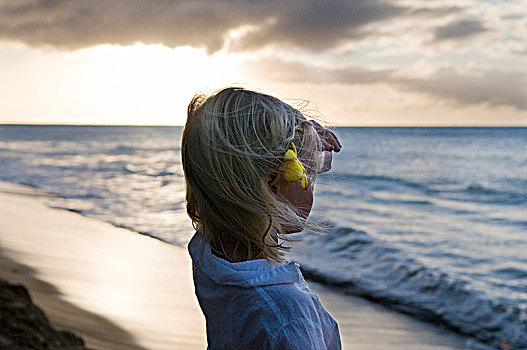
left=231, top=0, right=404, bottom=51
left=243, top=59, right=527, bottom=110
left=433, top=19, right=487, bottom=42
left=0, top=0, right=461, bottom=52
left=0, top=0, right=270, bottom=51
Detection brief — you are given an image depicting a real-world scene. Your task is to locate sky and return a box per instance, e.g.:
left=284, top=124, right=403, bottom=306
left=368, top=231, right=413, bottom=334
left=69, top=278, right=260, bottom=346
left=0, top=0, right=526, bottom=126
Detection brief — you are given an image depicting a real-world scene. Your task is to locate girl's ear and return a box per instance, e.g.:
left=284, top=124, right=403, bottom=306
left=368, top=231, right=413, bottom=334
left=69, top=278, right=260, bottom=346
left=266, top=168, right=279, bottom=194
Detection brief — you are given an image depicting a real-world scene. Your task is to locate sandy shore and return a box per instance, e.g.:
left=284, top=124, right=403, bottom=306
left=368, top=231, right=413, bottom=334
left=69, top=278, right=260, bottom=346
left=0, top=181, right=471, bottom=349
left=0, top=182, right=205, bottom=350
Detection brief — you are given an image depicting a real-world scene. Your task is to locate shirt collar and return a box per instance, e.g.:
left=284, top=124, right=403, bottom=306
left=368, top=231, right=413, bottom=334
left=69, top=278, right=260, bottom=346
left=188, top=232, right=300, bottom=288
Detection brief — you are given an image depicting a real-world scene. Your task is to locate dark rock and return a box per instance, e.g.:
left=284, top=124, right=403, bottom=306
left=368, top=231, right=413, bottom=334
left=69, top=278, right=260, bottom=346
left=0, top=279, right=89, bottom=350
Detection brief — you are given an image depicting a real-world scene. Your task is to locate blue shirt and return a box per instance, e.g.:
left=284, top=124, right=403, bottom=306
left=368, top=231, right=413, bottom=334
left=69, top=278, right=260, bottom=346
left=188, top=232, right=342, bottom=349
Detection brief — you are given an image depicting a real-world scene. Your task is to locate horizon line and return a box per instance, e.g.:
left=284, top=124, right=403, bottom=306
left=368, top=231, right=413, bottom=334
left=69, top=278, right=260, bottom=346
left=1, top=123, right=526, bottom=128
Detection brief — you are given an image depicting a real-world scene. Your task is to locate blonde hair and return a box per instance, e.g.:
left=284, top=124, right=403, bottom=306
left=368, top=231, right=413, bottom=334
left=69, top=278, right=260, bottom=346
left=181, top=87, right=321, bottom=262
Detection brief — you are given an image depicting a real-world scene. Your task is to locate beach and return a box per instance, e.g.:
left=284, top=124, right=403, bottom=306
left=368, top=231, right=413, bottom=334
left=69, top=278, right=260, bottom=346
left=0, top=181, right=204, bottom=350
left=0, top=181, right=473, bottom=349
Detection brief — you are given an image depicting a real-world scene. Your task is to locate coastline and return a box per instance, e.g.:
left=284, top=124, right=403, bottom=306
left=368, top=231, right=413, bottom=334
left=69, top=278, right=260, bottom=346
left=0, top=182, right=205, bottom=349
left=0, top=254, right=141, bottom=350
left=0, top=181, right=472, bottom=349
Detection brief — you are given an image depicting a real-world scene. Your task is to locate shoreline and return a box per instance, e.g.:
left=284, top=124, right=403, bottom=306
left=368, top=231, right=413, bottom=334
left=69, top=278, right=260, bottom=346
left=0, top=253, right=144, bottom=350
left=0, top=182, right=205, bottom=349
left=0, top=181, right=472, bottom=349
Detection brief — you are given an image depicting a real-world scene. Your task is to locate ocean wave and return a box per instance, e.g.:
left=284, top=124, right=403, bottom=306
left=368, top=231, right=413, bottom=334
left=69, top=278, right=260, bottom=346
left=443, top=183, right=527, bottom=206
left=124, top=164, right=179, bottom=177
left=326, top=173, right=527, bottom=206
left=290, top=226, right=527, bottom=349
left=103, top=144, right=180, bottom=154
left=106, top=145, right=139, bottom=155
left=330, top=173, right=429, bottom=191
left=492, top=267, right=527, bottom=280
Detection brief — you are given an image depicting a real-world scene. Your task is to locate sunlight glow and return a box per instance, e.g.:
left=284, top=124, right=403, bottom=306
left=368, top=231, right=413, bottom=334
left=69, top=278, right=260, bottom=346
left=0, top=43, right=243, bottom=125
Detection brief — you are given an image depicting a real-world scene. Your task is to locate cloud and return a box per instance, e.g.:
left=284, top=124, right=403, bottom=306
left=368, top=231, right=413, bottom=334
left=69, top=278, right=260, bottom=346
left=432, top=19, right=488, bottom=42
left=239, top=58, right=393, bottom=85
left=409, top=6, right=463, bottom=18
left=241, top=58, right=527, bottom=110
left=391, top=67, right=527, bottom=110
left=231, top=0, right=404, bottom=51
left=501, top=13, right=525, bottom=21
left=0, top=0, right=270, bottom=52
left=0, top=0, right=469, bottom=53
left=513, top=47, right=527, bottom=55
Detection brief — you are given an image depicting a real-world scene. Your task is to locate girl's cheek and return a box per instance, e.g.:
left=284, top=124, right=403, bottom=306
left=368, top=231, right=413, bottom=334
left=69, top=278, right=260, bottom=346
left=282, top=180, right=314, bottom=220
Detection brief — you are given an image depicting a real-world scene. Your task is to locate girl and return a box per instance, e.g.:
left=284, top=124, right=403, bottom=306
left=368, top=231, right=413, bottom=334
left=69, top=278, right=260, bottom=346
left=182, top=87, right=342, bottom=349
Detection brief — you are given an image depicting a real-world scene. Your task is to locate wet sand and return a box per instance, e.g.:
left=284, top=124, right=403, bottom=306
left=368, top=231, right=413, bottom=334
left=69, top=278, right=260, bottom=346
left=0, top=182, right=205, bottom=349
left=0, top=181, right=471, bottom=349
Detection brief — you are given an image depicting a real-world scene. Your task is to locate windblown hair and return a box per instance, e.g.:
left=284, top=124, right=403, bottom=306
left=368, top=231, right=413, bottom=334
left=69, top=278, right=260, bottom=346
left=181, top=87, right=321, bottom=262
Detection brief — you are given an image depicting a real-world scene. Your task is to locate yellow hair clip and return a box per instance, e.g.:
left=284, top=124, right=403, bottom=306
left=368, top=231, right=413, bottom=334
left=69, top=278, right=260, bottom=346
left=280, top=142, right=308, bottom=190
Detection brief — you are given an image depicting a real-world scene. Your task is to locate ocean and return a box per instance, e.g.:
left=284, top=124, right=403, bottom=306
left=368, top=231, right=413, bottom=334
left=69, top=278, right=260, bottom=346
left=1, top=125, right=526, bottom=349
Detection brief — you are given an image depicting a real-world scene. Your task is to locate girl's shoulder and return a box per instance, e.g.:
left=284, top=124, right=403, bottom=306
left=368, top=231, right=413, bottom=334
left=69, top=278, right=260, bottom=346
left=249, top=282, right=341, bottom=349
left=254, top=275, right=335, bottom=326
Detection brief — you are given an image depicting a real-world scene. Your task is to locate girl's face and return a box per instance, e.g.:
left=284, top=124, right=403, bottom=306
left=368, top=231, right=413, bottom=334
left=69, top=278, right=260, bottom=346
left=280, top=174, right=314, bottom=225
left=270, top=168, right=314, bottom=234
left=269, top=131, right=319, bottom=233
